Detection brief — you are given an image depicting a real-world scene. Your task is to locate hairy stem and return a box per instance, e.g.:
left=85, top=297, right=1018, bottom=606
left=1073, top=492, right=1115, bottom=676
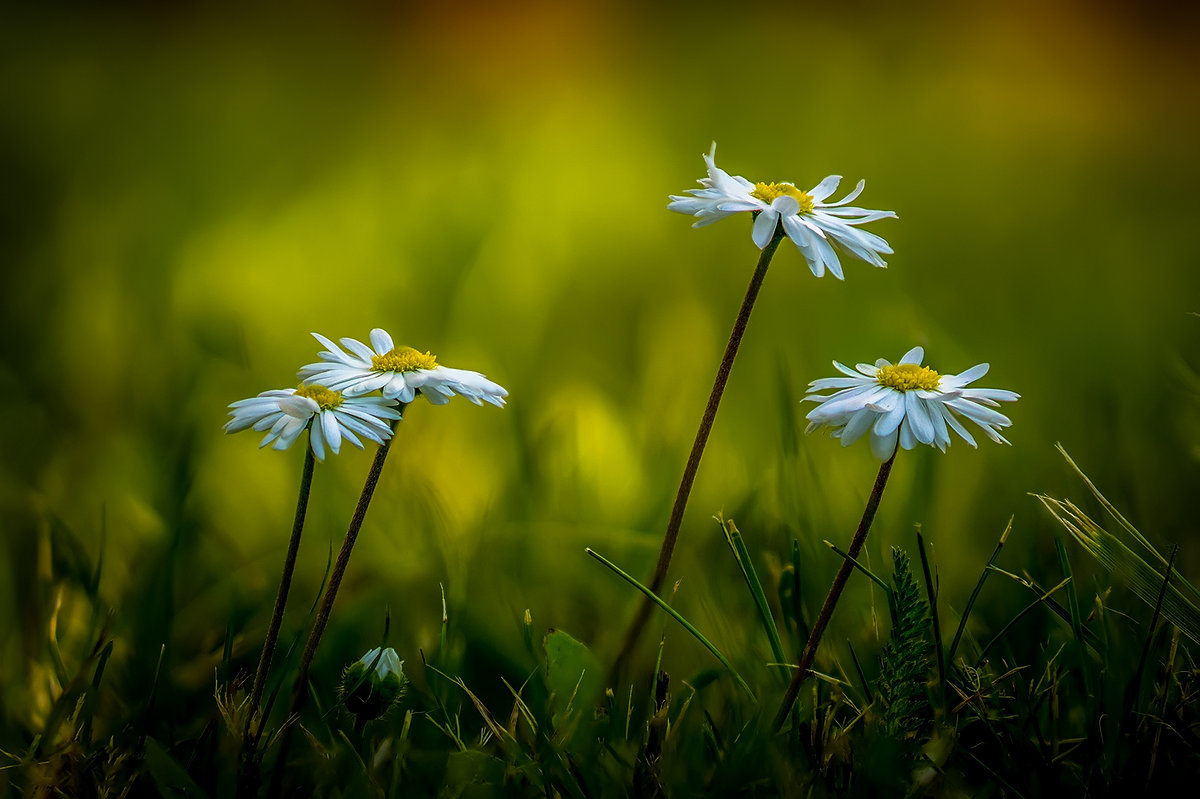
left=614, top=225, right=785, bottom=675
left=269, top=429, right=398, bottom=797
left=247, top=446, right=316, bottom=727
left=773, top=450, right=897, bottom=731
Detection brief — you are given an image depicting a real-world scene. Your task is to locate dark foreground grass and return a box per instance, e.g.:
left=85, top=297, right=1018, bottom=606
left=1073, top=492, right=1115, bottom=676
left=4, top=452, right=1199, bottom=798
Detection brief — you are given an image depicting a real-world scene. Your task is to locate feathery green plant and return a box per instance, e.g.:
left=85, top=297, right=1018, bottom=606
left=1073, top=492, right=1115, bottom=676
left=1035, top=444, right=1200, bottom=646
left=876, top=547, right=934, bottom=739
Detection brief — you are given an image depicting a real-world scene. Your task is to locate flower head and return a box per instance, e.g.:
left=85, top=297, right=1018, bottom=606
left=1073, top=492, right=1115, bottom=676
left=804, top=346, right=1019, bottom=460
left=225, top=385, right=401, bottom=461
left=340, top=646, right=406, bottom=725
left=668, top=144, right=897, bottom=280
left=298, top=328, right=508, bottom=407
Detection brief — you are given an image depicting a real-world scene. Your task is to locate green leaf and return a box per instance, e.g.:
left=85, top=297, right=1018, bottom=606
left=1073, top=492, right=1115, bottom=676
left=717, top=515, right=786, bottom=669
left=544, top=628, right=604, bottom=726
left=143, top=736, right=209, bottom=798
left=443, top=750, right=506, bottom=797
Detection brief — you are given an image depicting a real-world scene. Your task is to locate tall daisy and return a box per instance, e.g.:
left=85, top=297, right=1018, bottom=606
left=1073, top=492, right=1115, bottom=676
left=298, top=328, right=508, bottom=407
left=775, top=346, right=1018, bottom=731
left=804, top=346, right=1020, bottom=460
left=618, top=144, right=902, bottom=671
left=226, top=382, right=401, bottom=747
left=668, top=144, right=896, bottom=280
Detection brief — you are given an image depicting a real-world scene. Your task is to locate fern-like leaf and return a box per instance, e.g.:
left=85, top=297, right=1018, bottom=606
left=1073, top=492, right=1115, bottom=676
left=877, top=547, right=934, bottom=739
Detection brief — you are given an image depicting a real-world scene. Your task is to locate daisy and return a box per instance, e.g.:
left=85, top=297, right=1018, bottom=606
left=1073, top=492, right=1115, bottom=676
left=225, top=385, right=401, bottom=461
left=298, top=328, right=508, bottom=407
left=803, top=346, right=1019, bottom=460
left=667, top=144, right=897, bottom=280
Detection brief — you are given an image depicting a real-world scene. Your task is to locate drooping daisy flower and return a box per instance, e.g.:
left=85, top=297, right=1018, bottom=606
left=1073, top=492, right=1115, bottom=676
left=225, top=385, right=401, bottom=461
left=298, top=328, right=508, bottom=407
left=667, top=144, right=897, bottom=280
left=803, top=346, right=1018, bottom=460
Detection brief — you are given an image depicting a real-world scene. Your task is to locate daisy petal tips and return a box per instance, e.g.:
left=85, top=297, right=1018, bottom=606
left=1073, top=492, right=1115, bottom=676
left=225, top=386, right=401, bottom=462
left=298, top=328, right=509, bottom=408
left=667, top=144, right=897, bottom=280
left=803, top=346, right=1019, bottom=461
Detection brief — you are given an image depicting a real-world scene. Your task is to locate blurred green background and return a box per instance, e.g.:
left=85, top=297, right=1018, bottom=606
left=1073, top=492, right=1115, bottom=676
left=3, top=0, right=1200, bottom=730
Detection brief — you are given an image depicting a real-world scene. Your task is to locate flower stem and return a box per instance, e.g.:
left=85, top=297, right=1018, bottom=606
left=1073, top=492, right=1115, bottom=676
left=772, top=450, right=897, bottom=731
left=247, top=446, right=316, bottom=729
left=269, top=431, right=397, bottom=797
left=293, top=436, right=393, bottom=708
left=614, top=225, right=785, bottom=675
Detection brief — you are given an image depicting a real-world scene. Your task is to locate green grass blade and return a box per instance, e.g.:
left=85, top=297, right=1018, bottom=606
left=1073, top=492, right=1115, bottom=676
left=717, top=515, right=786, bottom=668
left=585, top=548, right=756, bottom=701
left=846, top=638, right=873, bottom=705
left=1052, top=445, right=1200, bottom=606
left=1037, top=494, right=1200, bottom=646
left=988, top=565, right=1105, bottom=655
left=975, top=577, right=1072, bottom=667
left=947, top=518, right=1011, bottom=665
left=916, top=529, right=945, bottom=688
left=1055, top=536, right=1094, bottom=697
left=823, top=540, right=892, bottom=596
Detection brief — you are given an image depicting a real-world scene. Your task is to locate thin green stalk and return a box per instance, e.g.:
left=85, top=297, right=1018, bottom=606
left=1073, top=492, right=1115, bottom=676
left=947, top=517, right=1011, bottom=666
left=292, top=435, right=393, bottom=706
left=587, top=547, right=756, bottom=700
left=916, top=529, right=945, bottom=688
left=615, top=226, right=786, bottom=674
left=974, top=576, right=1073, bottom=667
left=270, top=431, right=397, bottom=798
left=720, top=516, right=787, bottom=668
left=773, top=451, right=897, bottom=732
left=248, top=447, right=316, bottom=727
left=823, top=540, right=892, bottom=595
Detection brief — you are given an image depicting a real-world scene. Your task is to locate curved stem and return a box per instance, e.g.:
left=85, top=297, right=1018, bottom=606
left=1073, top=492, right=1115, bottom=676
left=614, top=226, right=786, bottom=675
left=269, top=431, right=397, bottom=797
left=772, top=450, right=897, bottom=731
left=247, top=447, right=316, bottom=726
left=292, top=436, right=394, bottom=710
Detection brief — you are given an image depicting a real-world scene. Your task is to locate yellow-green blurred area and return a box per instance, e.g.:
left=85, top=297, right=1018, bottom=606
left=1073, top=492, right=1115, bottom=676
left=3, top=0, right=1200, bottom=712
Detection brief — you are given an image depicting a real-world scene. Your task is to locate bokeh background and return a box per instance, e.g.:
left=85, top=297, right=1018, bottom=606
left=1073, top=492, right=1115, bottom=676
left=3, top=0, right=1200, bottom=728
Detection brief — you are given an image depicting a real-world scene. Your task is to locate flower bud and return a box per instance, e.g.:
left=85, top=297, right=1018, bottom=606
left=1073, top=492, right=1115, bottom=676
left=341, top=646, right=406, bottom=725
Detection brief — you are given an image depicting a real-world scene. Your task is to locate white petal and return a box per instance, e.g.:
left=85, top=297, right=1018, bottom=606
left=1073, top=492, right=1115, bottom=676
left=309, top=422, right=327, bottom=461
left=369, top=328, right=394, bottom=354
left=808, top=175, right=842, bottom=203
left=752, top=210, right=778, bottom=249
left=905, top=393, right=936, bottom=444
left=839, top=408, right=876, bottom=446
left=871, top=428, right=899, bottom=460
left=825, top=178, right=865, bottom=207
left=872, top=394, right=908, bottom=437
left=341, top=337, right=377, bottom=362
left=321, top=410, right=342, bottom=454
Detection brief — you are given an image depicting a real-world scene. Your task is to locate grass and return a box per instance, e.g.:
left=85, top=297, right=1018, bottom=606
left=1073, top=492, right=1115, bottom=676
left=4, top=446, right=1199, bottom=797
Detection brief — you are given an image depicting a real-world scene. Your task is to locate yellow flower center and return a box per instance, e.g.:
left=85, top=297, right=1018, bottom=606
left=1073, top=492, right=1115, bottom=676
left=750, top=182, right=815, bottom=214
left=876, top=363, right=941, bottom=392
left=371, top=346, right=438, bottom=373
left=295, top=384, right=343, bottom=409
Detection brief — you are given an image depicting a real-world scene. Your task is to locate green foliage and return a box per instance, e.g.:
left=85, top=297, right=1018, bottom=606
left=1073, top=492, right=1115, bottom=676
left=876, top=547, right=934, bottom=740
left=1037, top=445, right=1200, bottom=646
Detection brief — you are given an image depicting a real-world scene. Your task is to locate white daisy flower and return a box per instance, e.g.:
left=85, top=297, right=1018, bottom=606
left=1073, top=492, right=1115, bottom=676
left=803, top=346, right=1019, bottom=461
left=225, top=385, right=402, bottom=461
left=298, top=328, right=508, bottom=407
left=667, top=144, right=897, bottom=280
